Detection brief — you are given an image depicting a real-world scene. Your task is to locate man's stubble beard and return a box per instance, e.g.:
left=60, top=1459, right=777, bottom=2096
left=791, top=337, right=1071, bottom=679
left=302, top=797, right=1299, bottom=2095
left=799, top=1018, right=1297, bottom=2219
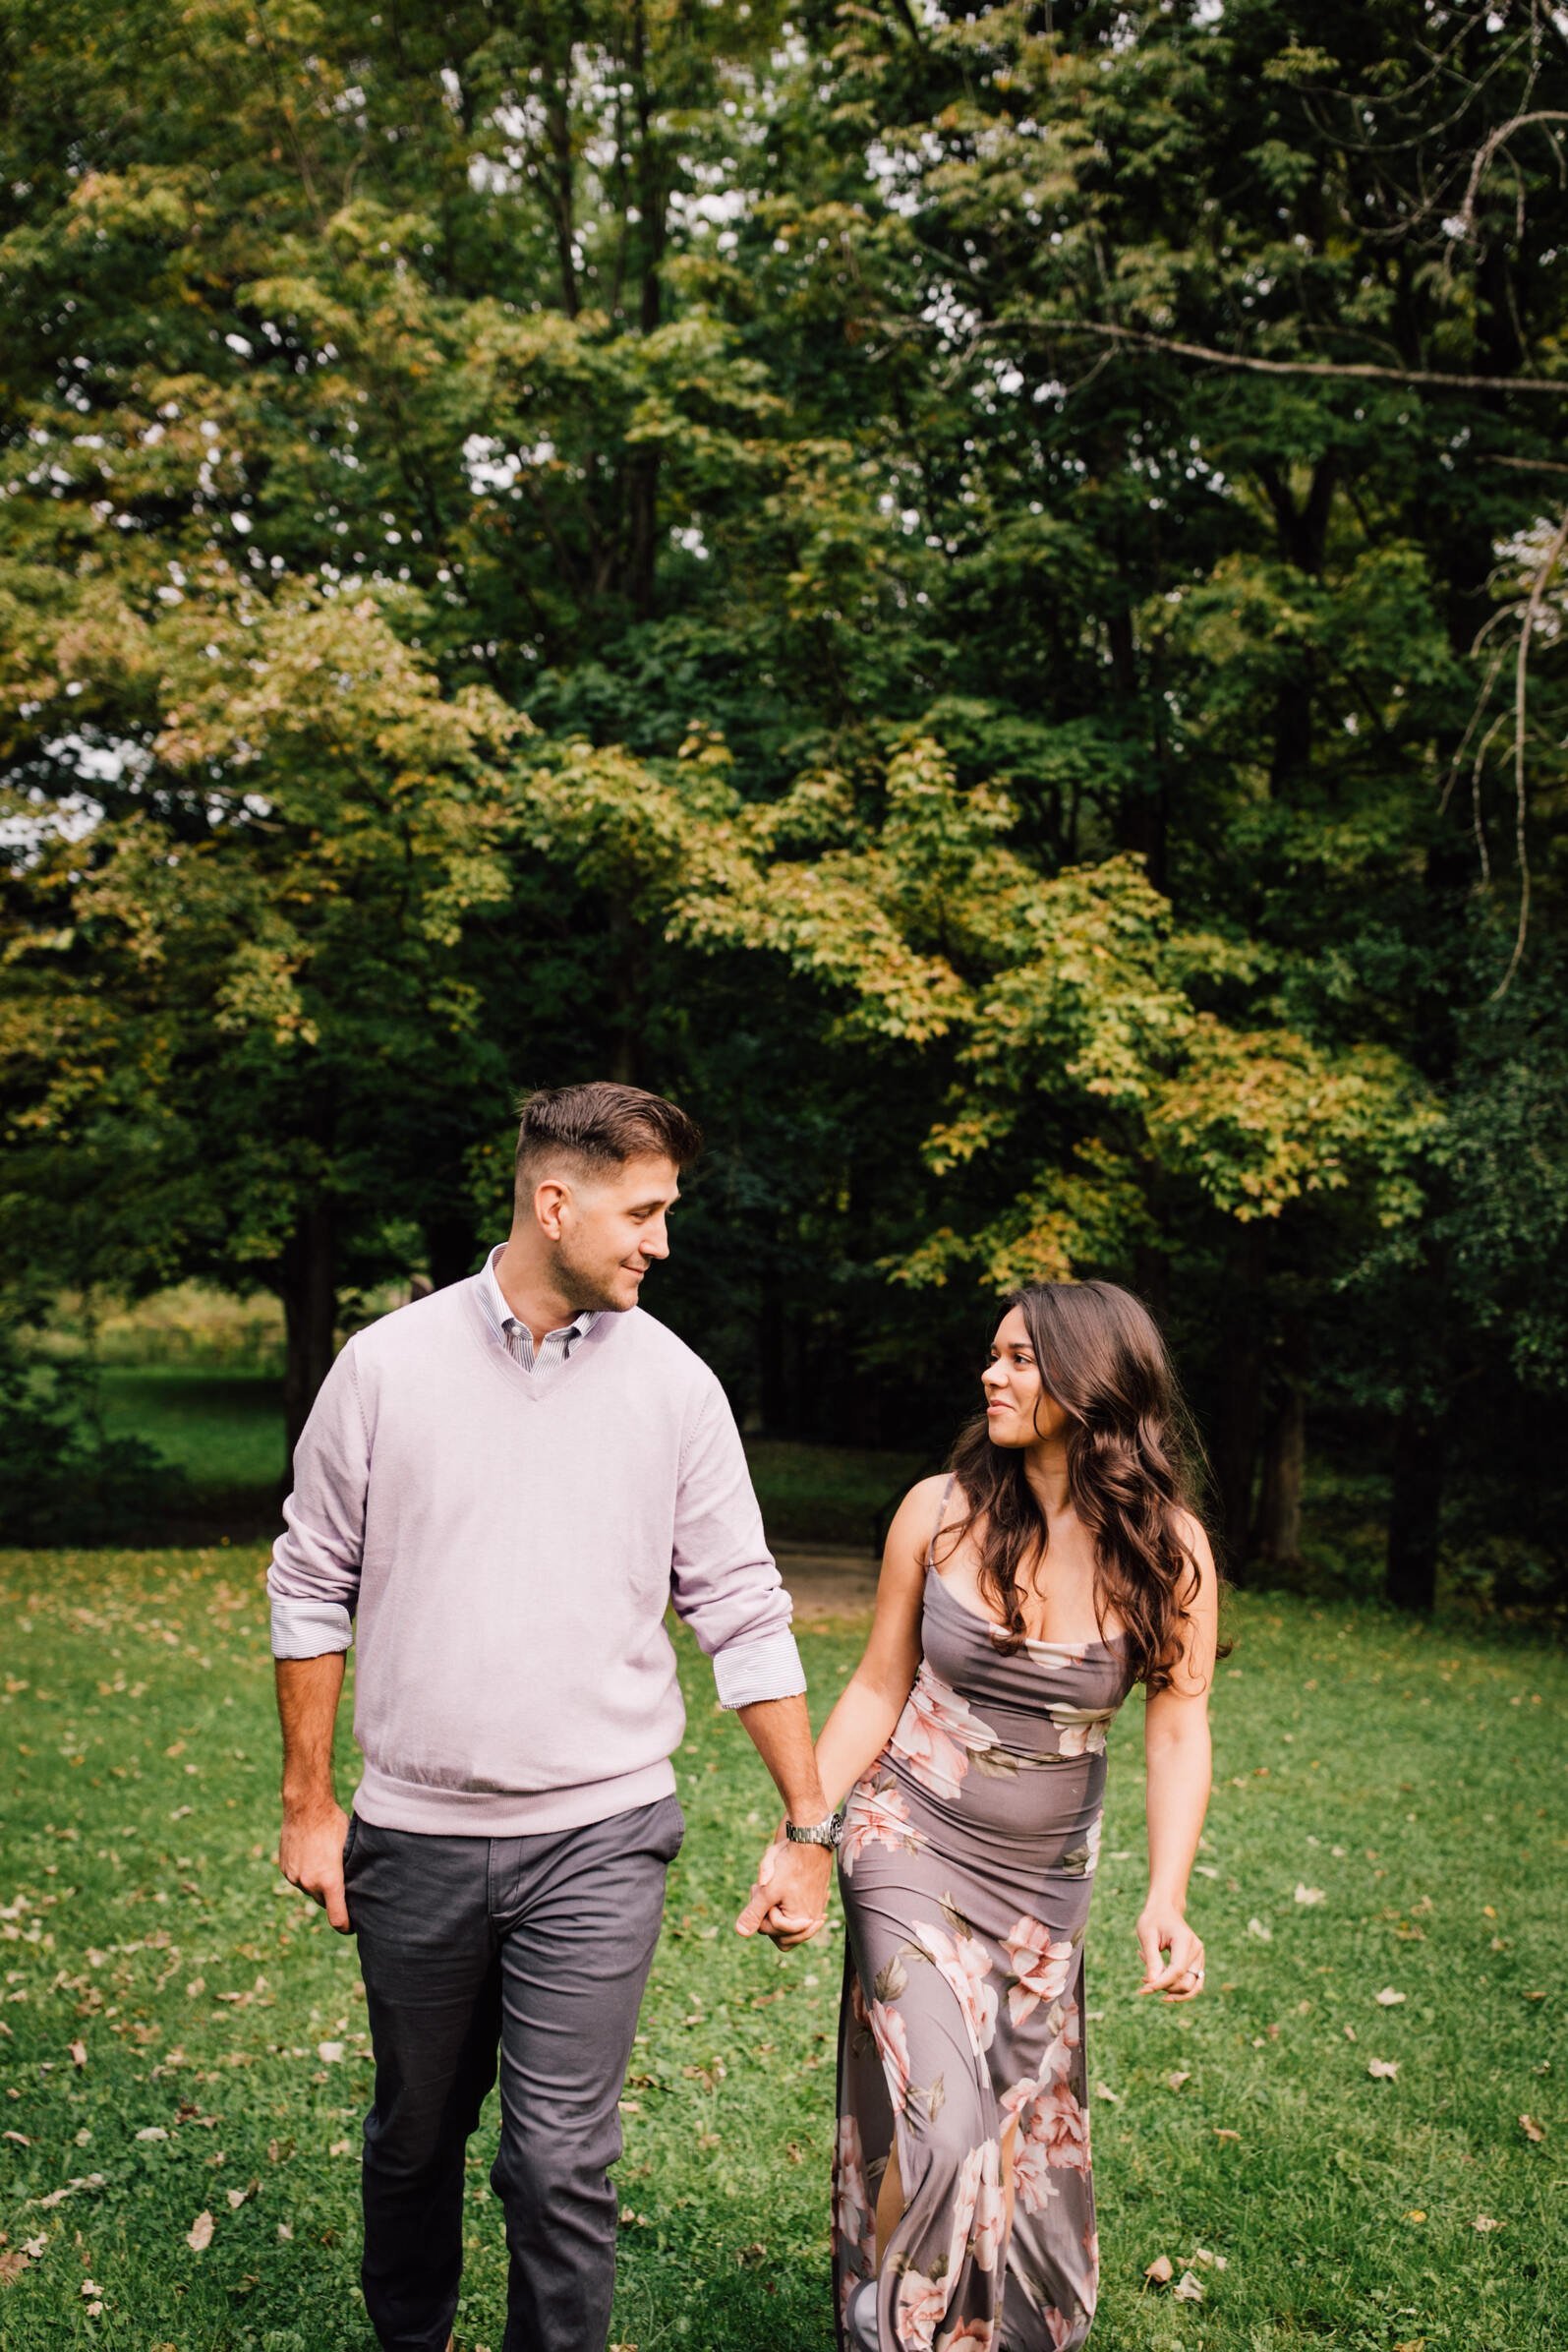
left=552, top=1230, right=637, bottom=1316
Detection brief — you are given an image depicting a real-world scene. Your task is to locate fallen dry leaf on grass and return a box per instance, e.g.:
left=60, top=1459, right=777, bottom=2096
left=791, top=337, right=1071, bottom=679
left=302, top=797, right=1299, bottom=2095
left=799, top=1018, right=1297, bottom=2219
left=1294, top=1884, right=1325, bottom=1906
left=1520, top=2114, right=1544, bottom=2143
left=316, top=2040, right=345, bottom=2064
left=186, top=2210, right=214, bottom=2252
left=1473, top=2213, right=1501, bottom=2232
left=68, top=2040, right=86, bottom=2068
left=1144, top=2255, right=1175, bottom=2283
left=1405, top=2209, right=1426, bottom=2224
left=1374, top=1987, right=1406, bottom=2006
left=0, top=2250, right=29, bottom=2286
left=1367, top=2059, right=1399, bottom=2080
left=1165, top=2070, right=1191, bottom=2091
left=1246, top=1917, right=1272, bottom=1942
left=1172, top=2269, right=1205, bottom=2302
left=33, top=2173, right=104, bottom=2209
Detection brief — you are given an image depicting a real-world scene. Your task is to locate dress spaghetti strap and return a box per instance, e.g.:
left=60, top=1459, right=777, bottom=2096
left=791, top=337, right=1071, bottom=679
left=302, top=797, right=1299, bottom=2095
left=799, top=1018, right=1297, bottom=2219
left=926, top=1472, right=958, bottom=1570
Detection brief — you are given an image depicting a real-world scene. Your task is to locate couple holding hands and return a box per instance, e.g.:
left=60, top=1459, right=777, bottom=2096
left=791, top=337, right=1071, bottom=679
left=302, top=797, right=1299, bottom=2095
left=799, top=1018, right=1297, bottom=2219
left=271, top=1083, right=1216, bottom=2352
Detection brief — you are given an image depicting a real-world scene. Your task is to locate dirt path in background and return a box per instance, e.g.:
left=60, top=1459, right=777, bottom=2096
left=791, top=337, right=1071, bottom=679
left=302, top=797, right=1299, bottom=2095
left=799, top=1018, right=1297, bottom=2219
left=775, top=1544, right=879, bottom=1617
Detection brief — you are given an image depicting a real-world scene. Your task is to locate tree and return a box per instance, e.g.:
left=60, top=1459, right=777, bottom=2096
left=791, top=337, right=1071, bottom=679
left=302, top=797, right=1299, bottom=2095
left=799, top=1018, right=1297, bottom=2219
left=4, top=0, right=1567, bottom=1609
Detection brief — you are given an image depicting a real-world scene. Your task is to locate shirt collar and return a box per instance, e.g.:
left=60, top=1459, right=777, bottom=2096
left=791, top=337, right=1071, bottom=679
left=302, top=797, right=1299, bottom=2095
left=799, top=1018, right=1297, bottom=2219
left=478, top=1245, right=598, bottom=1345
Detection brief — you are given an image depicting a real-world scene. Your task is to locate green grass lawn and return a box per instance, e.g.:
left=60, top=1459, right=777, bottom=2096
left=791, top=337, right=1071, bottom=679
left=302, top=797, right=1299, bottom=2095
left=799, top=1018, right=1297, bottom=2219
left=95, top=1372, right=288, bottom=1503
left=0, top=1554, right=1562, bottom=2352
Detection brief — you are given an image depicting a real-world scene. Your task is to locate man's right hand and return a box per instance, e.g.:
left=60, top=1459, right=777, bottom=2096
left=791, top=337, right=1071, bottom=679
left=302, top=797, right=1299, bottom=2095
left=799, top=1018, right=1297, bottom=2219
left=278, top=1803, right=352, bottom=1933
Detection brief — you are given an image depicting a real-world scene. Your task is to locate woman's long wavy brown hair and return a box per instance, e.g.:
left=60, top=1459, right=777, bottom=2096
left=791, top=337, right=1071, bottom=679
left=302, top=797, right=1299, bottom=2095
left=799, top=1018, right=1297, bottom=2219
left=942, top=1280, right=1221, bottom=1692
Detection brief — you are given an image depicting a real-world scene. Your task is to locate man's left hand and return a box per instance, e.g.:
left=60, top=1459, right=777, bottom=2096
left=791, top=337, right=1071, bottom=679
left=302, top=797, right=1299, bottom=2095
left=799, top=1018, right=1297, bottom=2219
left=735, top=1836, right=832, bottom=1949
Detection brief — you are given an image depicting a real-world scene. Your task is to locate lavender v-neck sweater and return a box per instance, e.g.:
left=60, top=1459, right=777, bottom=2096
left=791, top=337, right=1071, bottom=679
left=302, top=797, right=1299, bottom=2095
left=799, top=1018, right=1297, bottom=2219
left=266, top=1275, right=805, bottom=1835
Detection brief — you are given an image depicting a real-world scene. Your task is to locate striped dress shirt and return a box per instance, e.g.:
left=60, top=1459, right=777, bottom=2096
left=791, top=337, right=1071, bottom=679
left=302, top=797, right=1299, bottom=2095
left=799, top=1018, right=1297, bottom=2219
left=477, top=1245, right=599, bottom=1381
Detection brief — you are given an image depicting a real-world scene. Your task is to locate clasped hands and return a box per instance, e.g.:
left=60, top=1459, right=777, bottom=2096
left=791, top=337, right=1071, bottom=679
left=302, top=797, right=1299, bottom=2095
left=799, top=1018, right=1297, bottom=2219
left=734, top=1824, right=833, bottom=1950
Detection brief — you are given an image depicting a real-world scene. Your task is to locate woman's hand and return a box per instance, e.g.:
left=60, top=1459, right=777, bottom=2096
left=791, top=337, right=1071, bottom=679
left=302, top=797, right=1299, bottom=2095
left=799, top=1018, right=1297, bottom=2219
left=1135, top=1899, right=1205, bottom=2001
left=735, top=1833, right=831, bottom=1949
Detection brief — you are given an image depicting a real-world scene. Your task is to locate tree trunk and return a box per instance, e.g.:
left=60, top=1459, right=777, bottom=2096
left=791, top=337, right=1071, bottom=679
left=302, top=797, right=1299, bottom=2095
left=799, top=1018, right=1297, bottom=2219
left=1253, top=1310, right=1307, bottom=1576
left=1208, top=1224, right=1267, bottom=1578
left=279, top=1200, right=337, bottom=1475
left=606, top=900, right=647, bottom=1084
left=619, top=0, right=668, bottom=617
left=1385, top=1396, right=1442, bottom=1612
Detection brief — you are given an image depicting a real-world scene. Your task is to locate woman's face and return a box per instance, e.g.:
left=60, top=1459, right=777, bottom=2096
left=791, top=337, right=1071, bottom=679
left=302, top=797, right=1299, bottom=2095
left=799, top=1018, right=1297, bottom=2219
left=981, top=1305, right=1070, bottom=1448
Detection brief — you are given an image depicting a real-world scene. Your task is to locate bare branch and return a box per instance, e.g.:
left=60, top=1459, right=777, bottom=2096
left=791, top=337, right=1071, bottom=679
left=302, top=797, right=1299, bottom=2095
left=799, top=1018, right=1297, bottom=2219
left=1002, top=319, right=1568, bottom=399
left=1471, top=711, right=1508, bottom=886
left=1439, top=645, right=1509, bottom=817
left=1492, top=500, right=1568, bottom=998
left=1456, top=108, right=1568, bottom=238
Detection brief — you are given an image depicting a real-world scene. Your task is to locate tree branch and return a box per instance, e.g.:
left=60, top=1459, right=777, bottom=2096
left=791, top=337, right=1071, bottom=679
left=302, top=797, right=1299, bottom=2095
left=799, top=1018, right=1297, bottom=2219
left=877, top=314, right=1568, bottom=397
left=1492, top=501, right=1568, bottom=998
left=1456, top=109, right=1568, bottom=240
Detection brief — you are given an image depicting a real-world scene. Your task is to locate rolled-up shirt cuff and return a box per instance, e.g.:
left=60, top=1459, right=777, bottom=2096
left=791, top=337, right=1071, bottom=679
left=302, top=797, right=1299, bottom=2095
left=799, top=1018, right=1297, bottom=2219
left=270, top=1597, right=354, bottom=1660
left=713, top=1628, right=807, bottom=1712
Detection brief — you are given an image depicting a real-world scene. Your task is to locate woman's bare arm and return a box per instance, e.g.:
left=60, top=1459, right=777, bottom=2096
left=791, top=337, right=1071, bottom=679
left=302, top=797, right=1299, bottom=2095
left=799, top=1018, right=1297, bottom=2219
left=738, top=1477, right=940, bottom=1935
left=812, top=1478, right=942, bottom=1808
left=1136, top=1513, right=1219, bottom=1999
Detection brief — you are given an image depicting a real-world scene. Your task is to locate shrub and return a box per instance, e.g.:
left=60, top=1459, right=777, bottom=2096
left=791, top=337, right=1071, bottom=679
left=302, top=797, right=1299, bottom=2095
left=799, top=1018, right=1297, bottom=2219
left=0, top=1326, right=183, bottom=1543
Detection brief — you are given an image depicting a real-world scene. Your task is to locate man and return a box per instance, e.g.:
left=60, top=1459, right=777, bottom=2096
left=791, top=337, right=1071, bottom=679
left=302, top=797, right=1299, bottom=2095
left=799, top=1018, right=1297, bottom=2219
left=268, top=1083, right=835, bottom=2352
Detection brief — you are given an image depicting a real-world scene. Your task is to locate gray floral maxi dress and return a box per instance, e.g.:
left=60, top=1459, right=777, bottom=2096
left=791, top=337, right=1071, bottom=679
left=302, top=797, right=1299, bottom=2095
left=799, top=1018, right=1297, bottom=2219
left=833, top=1498, right=1137, bottom=2352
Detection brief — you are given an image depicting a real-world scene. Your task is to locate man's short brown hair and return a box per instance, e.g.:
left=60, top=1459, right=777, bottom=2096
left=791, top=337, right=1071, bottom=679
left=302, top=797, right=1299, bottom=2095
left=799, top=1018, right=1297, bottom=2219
left=513, top=1083, right=703, bottom=1196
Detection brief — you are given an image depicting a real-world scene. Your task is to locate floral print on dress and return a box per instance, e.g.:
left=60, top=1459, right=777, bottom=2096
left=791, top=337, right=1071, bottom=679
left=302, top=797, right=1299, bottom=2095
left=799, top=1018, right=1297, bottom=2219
left=910, top=1915, right=999, bottom=2057
left=835, top=2116, right=875, bottom=2264
left=1046, top=1703, right=1114, bottom=1758
left=937, top=2321, right=996, bottom=2352
left=870, top=1994, right=913, bottom=2112
left=835, top=1545, right=1135, bottom=2352
left=1002, top=1915, right=1077, bottom=2028
left=896, top=2264, right=950, bottom=2349
left=842, top=1770, right=926, bottom=1878
left=889, top=1666, right=1002, bottom=1803
left=955, top=2141, right=1006, bottom=2276
left=835, top=2113, right=877, bottom=2324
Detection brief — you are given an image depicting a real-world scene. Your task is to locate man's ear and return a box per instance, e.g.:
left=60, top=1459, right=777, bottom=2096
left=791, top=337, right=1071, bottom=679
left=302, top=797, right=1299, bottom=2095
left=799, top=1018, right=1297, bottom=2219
left=533, top=1178, right=569, bottom=1240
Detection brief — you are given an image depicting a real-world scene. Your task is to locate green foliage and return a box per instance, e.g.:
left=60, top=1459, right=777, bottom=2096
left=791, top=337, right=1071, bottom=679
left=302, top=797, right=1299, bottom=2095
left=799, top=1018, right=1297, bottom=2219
left=3, top=0, right=1568, bottom=1595
left=0, top=1328, right=180, bottom=1543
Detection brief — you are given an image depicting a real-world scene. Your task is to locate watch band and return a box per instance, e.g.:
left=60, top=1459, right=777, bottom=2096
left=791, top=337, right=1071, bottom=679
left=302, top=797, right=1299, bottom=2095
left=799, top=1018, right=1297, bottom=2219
left=784, top=1811, right=843, bottom=1849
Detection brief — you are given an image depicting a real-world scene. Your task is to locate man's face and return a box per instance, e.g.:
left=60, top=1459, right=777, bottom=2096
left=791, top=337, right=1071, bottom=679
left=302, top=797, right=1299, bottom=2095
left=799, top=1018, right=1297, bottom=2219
left=549, top=1153, right=680, bottom=1313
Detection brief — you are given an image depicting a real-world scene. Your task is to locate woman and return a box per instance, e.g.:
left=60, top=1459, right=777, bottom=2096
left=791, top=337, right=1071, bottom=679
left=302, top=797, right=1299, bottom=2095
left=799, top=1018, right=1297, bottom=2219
left=811, top=1280, right=1217, bottom=2352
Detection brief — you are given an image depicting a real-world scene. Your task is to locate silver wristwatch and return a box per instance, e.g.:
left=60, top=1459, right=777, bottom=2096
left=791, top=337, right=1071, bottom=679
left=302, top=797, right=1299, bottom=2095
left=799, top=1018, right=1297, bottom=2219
left=784, top=1811, right=843, bottom=1849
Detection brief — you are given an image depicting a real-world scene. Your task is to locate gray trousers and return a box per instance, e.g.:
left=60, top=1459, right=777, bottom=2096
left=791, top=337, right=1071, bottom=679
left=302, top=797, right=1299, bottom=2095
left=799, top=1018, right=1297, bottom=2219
left=343, top=1794, right=683, bottom=2352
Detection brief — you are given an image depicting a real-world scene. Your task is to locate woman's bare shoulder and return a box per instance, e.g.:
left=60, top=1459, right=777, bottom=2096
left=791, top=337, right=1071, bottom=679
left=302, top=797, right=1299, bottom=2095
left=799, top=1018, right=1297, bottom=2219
left=881, top=1474, right=958, bottom=1563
